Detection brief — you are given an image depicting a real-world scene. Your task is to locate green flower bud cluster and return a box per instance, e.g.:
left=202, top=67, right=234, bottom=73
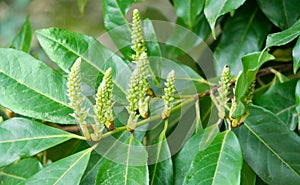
left=162, top=70, right=176, bottom=120
left=243, top=80, right=255, bottom=105
left=217, top=65, right=231, bottom=118
left=131, top=9, right=146, bottom=60
left=67, top=58, right=90, bottom=140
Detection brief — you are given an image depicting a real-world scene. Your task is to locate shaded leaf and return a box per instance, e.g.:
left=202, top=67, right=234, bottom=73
left=95, top=134, right=148, bottom=185
left=174, top=124, right=219, bottom=185
left=235, top=105, right=300, bottom=184
left=11, top=17, right=32, bottom=53
left=240, top=160, right=256, bottom=185
left=296, top=80, right=300, bottom=114
left=36, top=28, right=131, bottom=103
left=257, top=0, right=300, bottom=29
left=255, top=79, right=298, bottom=130
left=204, top=0, right=246, bottom=38
left=0, top=48, right=80, bottom=124
left=23, top=148, right=92, bottom=185
left=0, top=158, right=42, bottom=185
left=173, top=0, right=205, bottom=29
left=293, top=37, right=300, bottom=73
left=214, top=3, right=272, bottom=75
left=266, top=19, right=300, bottom=48
left=0, top=118, right=81, bottom=167
left=183, top=131, right=242, bottom=185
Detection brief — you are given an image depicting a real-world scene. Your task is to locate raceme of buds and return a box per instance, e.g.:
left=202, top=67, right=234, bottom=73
left=94, top=67, right=114, bottom=133
left=217, top=65, right=231, bottom=118
left=162, top=70, right=176, bottom=120
left=131, top=9, right=146, bottom=60
left=67, top=57, right=90, bottom=140
left=243, top=80, right=256, bottom=105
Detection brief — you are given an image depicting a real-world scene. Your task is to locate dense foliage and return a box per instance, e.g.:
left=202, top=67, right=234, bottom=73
left=0, top=0, right=300, bottom=185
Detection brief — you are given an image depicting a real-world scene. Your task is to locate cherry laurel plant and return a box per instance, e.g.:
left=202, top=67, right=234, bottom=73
left=0, top=1, right=300, bottom=185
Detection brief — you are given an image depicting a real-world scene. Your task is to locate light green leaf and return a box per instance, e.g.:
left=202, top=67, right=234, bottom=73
left=0, top=48, right=82, bottom=124
left=204, top=0, right=246, bottom=38
left=214, top=3, right=272, bottom=75
left=0, top=118, right=81, bottom=167
left=11, top=17, right=32, bottom=53
left=0, top=158, right=42, bottom=185
left=183, top=131, right=242, bottom=185
left=266, top=19, right=300, bottom=48
left=296, top=80, right=300, bottom=114
left=293, top=37, right=300, bottom=73
left=255, top=79, right=298, bottom=130
left=95, top=134, right=149, bottom=185
left=23, top=148, right=92, bottom=185
left=36, top=28, right=131, bottom=103
left=173, top=0, right=205, bottom=29
left=102, top=0, right=134, bottom=59
left=240, top=160, right=256, bottom=185
left=77, top=0, right=87, bottom=14
left=174, top=124, right=219, bottom=185
left=235, top=105, right=300, bottom=184
left=257, top=0, right=300, bottom=30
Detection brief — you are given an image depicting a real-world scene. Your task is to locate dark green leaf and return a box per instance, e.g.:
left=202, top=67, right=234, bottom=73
left=214, top=3, right=272, bottom=75
left=240, top=160, right=256, bottom=185
left=0, top=158, right=42, bottom=185
left=0, top=118, right=81, bottom=167
left=266, top=19, right=300, bottom=48
left=36, top=28, right=131, bottom=103
left=173, top=0, right=205, bottom=29
left=235, top=105, right=300, bottom=184
left=257, top=0, right=300, bottom=29
left=11, top=17, right=32, bottom=53
left=204, top=0, right=246, bottom=38
left=23, top=148, right=92, bottom=185
left=296, top=80, right=300, bottom=114
left=102, top=0, right=134, bottom=59
left=0, top=48, right=84, bottom=124
left=293, top=37, right=300, bottom=73
left=255, top=79, right=298, bottom=130
left=80, top=151, right=104, bottom=185
left=174, top=124, right=219, bottom=185
left=183, top=131, right=243, bottom=185
left=95, top=134, right=148, bottom=185
left=77, top=0, right=87, bottom=14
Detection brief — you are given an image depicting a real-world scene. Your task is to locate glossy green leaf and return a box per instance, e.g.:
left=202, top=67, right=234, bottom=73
left=0, top=158, right=42, bottom=185
left=293, top=37, right=300, bottom=73
left=80, top=151, right=104, bottom=185
left=235, top=105, right=300, bottom=184
left=204, top=0, right=246, bottom=38
left=0, top=48, right=79, bottom=124
left=148, top=122, right=173, bottom=185
left=174, top=124, right=219, bottom=185
left=257, top=0, right=300, bottom=29
left=255, top=79, right=298, bottom=129
left=173, top=0, right=205, bottom=29
left=0, top=118, right=81, bottom=167
left=183, top=131, right=242, bottom=185
left=296, top=80, right=300, bottom=114
left=102, top=0, right=134, bottom=59
left=11, top=17, right=32, bottom=53
left=266, top=19, right=300, bottom=48
left=36, top=28, right=131, bottom=103
left=240, top=160, right=256, bottom=185
left=23, top=148, right=92, bottom=185
left=214, top=3, right=272, bottom=75
left=77, top=0, right=87, bottom=14
left=95, top=134, right=148, bottom=185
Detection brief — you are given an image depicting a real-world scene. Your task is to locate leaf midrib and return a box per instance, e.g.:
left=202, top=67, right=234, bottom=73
left=0, top=171, right=26, bottom=181
left=0, top=134, right=75, bottom=144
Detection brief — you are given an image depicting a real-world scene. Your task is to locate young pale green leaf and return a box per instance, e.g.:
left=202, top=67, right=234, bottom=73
left=102, top=0, right=135, bottom=59
left=0, top=158, right=42, bottom=185
left=0, top=118, right=81, bottom=167
left=36, top=28, right=131, bottom=103
left=174, top=124, right=219, bottom=185
left=266, top=18, right=300, bottom=48
left=22, top=148, right=92, bottom=185
left=257, top=0, right=300, bottom=30
left=173, top=0, right=205, bottom=29
left=95, top=134, right=149, bottom=185
left=255, top=79, right=298, bottom=130
left=240, top=160, right=256, bottom=185
left=296, top=80, right=300, bottom=114
left=235, top=105, right=300, bottom=184
left=0, top=48, right=81, bottom=124
left=11, top=17, right=32, bottom=53
left=204, top=0, right=246, bottom=38
left=214, top=2, right=272, bottom=75
left=293, top=37, right=300, bottom=73
left=183, top=131, right=242, bottom=185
